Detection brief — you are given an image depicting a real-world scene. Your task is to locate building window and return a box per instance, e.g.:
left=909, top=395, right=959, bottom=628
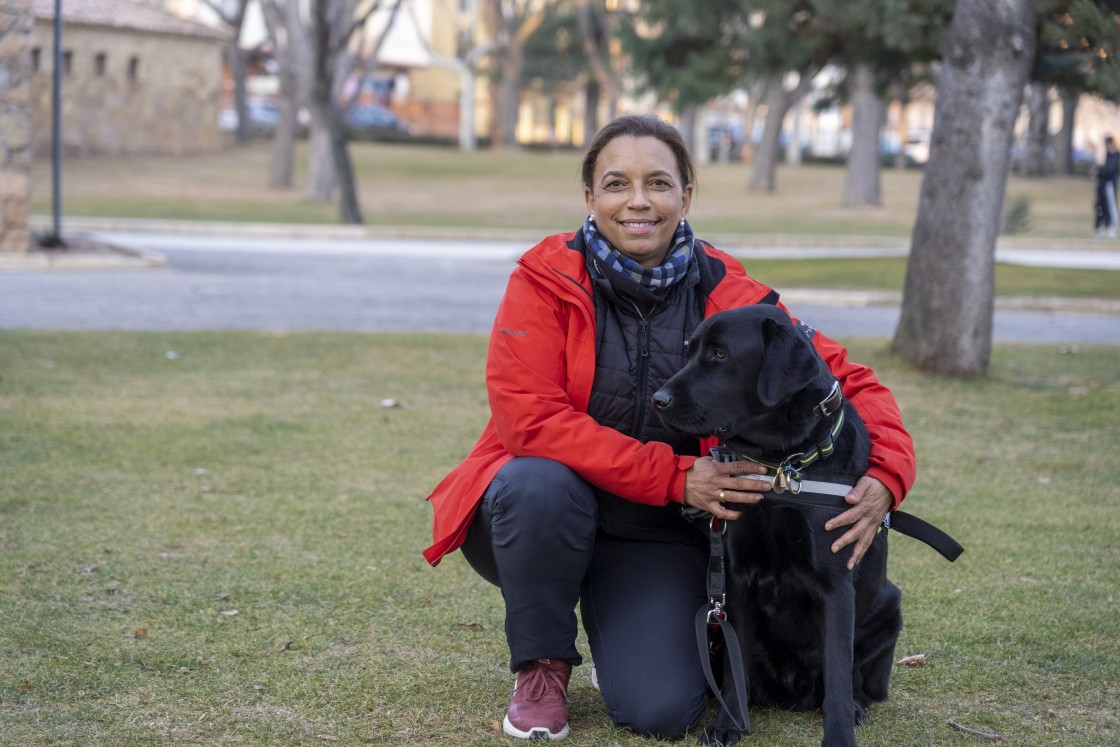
left=62, top=50, right=72, bottom=75
left=128, top=56, right=139, bottom=82
left=30, top=47, right=40, bottom=72
left=94, top=52, right=107, bottom=76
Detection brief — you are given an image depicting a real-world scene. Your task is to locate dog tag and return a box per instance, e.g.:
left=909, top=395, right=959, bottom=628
left=773, top=470, right=790, bottom=494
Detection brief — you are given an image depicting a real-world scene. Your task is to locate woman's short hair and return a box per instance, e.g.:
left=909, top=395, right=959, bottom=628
left=581, top=115, right=697, bottom=192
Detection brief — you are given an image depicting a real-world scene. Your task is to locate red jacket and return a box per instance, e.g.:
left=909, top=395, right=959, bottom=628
left=423, top=233, right=916, bottom=566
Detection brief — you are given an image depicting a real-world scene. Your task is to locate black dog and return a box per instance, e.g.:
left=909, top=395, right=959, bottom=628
left=652, top=305, right=902, bottom=747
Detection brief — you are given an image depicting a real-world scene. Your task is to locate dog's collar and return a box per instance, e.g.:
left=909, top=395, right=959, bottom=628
left=815, top=380, right=843, bottom=419
left=714, top=408, right=846, bottom=494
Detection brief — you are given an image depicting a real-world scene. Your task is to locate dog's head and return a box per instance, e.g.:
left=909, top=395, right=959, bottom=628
left=653, top=305, right=835, bottom=457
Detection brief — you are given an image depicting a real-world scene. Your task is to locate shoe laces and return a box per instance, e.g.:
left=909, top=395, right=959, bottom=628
left=518, top=660, right=568, bottom=703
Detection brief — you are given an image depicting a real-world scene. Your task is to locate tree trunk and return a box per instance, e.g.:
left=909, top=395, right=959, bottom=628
left=576, top=0, right=618, bottom=134
left=892, top=0, right=1038, bottom=378
left=750, top=87, right=785, bottom=192
left=306, top=0, right=361, bottom=223
left=499, top=45, right=523, bottom=146
left=1053, top=89, right=1078, bottom=176
left=749, top=72, right=815, bottom=192
left=229, top=41, right=251, bottom=144
left=893, top=74, right=912, bottom=171
left=262, top=0, right=306, bottom=188
left=1021, top=81, right=1050, bottom=176
left=679, top=103, right=700, bottom=163
left=583, top=78, right=601, bottom=145
left=843, top=64, right=884, bottom=206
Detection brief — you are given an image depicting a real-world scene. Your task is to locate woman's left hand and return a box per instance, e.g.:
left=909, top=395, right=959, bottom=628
left=824, top=476, right=894, bottom=571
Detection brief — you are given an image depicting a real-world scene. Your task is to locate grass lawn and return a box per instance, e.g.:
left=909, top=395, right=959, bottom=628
left=1, top=331, right=1117, bottom=746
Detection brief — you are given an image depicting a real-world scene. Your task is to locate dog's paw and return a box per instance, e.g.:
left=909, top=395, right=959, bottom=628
left=853, top=699, right=868, bottom=726
left=699, top=724, right=748, bottom=746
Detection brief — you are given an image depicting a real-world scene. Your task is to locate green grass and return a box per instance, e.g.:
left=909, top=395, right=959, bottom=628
left=1, top=331, right=1118, bottom=746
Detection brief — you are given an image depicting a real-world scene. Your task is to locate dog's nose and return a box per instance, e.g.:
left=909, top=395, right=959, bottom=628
left=651, top=389, right=672, bottom=409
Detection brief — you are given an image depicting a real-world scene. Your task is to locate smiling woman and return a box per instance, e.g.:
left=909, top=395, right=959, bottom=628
left=583, top=133, right=693, bottom=268
left=422, top=114, right=915, bottom=742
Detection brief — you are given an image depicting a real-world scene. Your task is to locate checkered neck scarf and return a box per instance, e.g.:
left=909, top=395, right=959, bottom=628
left=582, top=216, right=695, bottom=291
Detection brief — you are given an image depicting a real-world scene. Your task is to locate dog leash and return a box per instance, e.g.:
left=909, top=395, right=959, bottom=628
left=692, top=514, right=750, bottom=734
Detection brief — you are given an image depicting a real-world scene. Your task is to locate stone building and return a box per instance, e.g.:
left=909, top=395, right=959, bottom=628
left=28, top=0, right=227, bottom=157
left=1, top=0, right=33, bottom=253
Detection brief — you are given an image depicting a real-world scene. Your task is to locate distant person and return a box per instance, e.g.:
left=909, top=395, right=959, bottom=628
left=422, top=115, right=915, bottom=741
left=1093, top=135, right=1119, bottom=237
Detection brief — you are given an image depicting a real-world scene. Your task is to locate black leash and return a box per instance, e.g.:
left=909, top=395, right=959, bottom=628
left=694, top=516, right=750, bottom=733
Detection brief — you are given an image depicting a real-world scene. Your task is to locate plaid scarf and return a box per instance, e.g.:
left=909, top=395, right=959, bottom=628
left=582, top=216, right=695, bottom=291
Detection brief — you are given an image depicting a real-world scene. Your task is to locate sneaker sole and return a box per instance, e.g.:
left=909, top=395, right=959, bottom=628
left=502, top=715, right=570, bottom=741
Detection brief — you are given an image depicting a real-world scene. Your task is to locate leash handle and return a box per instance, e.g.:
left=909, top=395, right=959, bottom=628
left=695, top=605, right=749, bottom=733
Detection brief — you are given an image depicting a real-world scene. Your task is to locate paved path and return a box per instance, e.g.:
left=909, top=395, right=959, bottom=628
left=1, top=231, right=1118, bottom=344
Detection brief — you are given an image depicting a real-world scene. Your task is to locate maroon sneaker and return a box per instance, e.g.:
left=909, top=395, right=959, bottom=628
left=502, top=658, right=572, bottom=740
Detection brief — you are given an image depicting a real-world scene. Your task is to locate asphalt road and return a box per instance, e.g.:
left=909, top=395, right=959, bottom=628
left=2, top=232, right=1118, bottom=345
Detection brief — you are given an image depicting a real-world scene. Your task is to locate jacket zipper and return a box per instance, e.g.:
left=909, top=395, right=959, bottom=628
left=630, top=310, right=652, bottom=438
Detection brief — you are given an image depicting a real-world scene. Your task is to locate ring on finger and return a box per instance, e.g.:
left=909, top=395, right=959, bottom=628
left=718, top=490, right=726, bottom=500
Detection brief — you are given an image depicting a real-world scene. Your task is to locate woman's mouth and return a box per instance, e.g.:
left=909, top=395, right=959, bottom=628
left=619, top=220, right=658, bottom=235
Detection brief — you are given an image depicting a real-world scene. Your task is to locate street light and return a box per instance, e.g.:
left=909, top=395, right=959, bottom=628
left=41, top=0, right=64, bottom=248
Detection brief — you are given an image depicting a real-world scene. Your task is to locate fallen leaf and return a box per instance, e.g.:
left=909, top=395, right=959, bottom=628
left=457, top=622, right=487, bottom=630
left=220, top=609, right=239, bottom=617
left=131, top=627, right=148, bottom=639
left=19, top=682, right=32, bottom=692
left=897, top=653, right=925, bottom=667
left=491, top=720, right=502, bottom=733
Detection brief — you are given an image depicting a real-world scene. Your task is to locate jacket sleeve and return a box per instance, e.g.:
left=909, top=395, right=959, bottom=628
left=780, top=303, right=916, bottom=507
left=485, top=265, right=694, bottom=505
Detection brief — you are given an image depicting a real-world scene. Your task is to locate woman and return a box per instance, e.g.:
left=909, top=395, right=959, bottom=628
left=423, top=115, right=915, bottom=741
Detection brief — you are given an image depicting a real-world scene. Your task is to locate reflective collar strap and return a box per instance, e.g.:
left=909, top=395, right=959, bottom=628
left=740, top=409, right=846, bottom=480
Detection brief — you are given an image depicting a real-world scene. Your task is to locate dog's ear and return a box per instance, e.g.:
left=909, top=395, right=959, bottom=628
left=756, top=316, right=820, bottom=407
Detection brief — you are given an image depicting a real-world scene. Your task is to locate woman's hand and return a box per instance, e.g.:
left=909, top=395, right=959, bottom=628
left=683, top=457, right=769, bottom=522
left=824, top=476, right=895, bottom=570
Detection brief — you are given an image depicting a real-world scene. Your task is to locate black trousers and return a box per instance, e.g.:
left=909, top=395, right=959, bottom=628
left=461, top=457, right=711, bottom=739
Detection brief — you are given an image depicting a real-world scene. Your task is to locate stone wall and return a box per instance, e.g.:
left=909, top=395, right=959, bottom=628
left=1, top=0, right=32, bottom=253
left=28, top=21, right=224, bottom=156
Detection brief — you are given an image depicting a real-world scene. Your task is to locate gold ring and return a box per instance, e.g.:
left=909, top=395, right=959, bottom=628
left=718, top=490, right=726, bottom=500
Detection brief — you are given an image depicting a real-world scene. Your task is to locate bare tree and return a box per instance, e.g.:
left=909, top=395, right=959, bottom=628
left=480, top=0, right=555, bottom=148
left=892, top=0, right=1038, bottom=378
left=303, top=0, right=403, bottom=222
left=575, top=0, right=619, bottom=139
left=201, top=0, right=253, bottom=143
left=261, top=0, right=310, bottom=188
left=408, top=0, right=491, bottom=151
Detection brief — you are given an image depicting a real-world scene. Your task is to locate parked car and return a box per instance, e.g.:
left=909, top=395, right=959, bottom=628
left=344, top=104, right=414, bottom=140
left=219, top=99, right=281, bottom=137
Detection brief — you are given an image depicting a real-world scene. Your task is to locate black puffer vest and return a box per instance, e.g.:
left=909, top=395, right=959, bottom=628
left=583, top=239, right=712, bottom=546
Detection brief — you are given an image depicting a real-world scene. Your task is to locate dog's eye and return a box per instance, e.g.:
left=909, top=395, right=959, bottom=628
left=712, top=348, right=727, bottom=360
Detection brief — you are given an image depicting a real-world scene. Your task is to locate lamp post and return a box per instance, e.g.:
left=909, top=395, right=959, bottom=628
left=42, top=0, right=64, bottom=247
